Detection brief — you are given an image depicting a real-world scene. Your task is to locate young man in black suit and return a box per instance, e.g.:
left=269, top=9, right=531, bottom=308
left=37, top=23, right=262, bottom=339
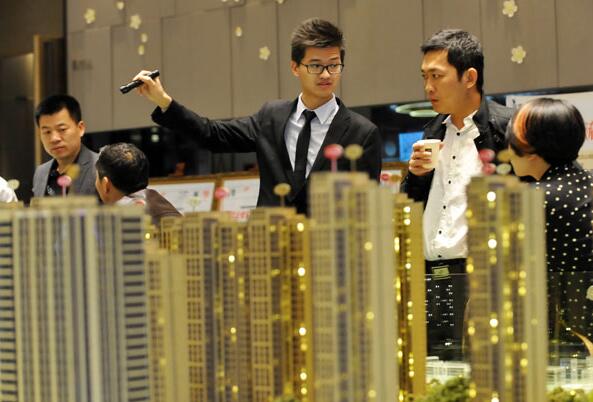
left=132, top=18, right=382, bottom=215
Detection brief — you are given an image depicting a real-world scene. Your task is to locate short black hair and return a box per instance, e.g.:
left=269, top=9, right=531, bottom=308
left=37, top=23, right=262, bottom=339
left=508, top=98, right=585, bottom=165
left=291, top=18, right=345, bottom=64
left=35, top=94, right=82, bottom=126
left=96, top=143, right=149, bottom=195
left=421, top=29, right=484, bottom=94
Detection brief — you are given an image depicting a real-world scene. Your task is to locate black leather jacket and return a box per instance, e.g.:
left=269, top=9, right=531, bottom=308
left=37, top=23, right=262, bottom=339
left=401, top=97, right=513, bottom=205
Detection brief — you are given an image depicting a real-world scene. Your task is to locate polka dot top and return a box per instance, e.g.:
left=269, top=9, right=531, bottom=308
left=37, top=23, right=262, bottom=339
left=535, top=162, right=593, bottom=272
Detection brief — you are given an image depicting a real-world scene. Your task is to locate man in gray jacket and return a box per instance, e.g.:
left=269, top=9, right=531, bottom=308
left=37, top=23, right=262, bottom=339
left=32, top=94, right=98, bottom=197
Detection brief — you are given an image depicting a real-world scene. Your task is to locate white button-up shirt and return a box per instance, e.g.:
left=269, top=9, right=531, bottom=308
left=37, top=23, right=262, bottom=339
left=284, top=94, right=339, bottom=177
left=423, top=112, right=482, bottom=261
left=0, top=176, right=17, bottom=203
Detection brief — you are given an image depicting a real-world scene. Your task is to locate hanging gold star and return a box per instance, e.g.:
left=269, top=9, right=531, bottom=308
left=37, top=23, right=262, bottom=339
left=129, top=14, right=142, bottom=30
left=259, top=46, right=271, bottom=61
left=511, top=46, right=527, bottom=64
left=502, top=0, right=518, bottom=18
left=115, top=1, right=125, bottom=10
left=83, top=8, right=96, bottom=25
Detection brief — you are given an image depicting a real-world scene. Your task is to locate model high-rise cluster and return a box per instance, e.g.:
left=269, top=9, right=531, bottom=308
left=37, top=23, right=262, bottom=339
left=144, top=169, right=430, bottom=402
left=307, top=172, right=398, bottom=402
left=466, top=175, right=548, bottom=402
left=146, top=207, right=310, bottom=402
left=0, top=197, right=150, bottom=402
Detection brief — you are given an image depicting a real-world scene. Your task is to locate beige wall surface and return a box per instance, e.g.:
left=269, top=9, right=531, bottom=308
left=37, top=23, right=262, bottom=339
left=60, top=0, right=593, bottom=131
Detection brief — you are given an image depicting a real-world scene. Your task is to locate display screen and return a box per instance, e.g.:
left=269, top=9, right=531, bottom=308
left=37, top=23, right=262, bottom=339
left=398, top=131, right=424, bottom=161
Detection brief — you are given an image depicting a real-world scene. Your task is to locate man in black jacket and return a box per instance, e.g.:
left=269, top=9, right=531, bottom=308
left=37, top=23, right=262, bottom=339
left=402, top=29, right=513, bottom=359
left=131, top=18, right=381, bottom=215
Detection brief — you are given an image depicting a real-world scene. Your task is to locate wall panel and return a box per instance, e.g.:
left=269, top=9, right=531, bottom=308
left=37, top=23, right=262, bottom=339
left=176, top=0, right=245, bottom=17
left=68, top=27, right=113, bottom=132
left=339, top=0, right=425, bottom=106
left=230, top=2, right=279, bottom=117
left=67, top=0, right=123, bottom=34
left=555, top=0, right=593, bottom=88
left=480, top=0, right=557, bottom=93
left=112, top=20, right=162, bottom=129
left=422, top=0, right=481, bottom=40
left=162, top=9, right=233, bottom=119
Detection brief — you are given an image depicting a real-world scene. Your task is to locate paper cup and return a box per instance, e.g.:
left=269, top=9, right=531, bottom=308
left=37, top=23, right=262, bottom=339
left=416, top=139, right=441, bottom=169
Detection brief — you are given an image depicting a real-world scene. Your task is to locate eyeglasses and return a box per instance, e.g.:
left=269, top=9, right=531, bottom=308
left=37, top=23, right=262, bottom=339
left=299, top=63, right=344, bottom=75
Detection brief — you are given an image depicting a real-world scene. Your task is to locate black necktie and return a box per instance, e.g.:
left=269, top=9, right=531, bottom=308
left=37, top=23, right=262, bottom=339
left=294, top=110, right=316, bottom=190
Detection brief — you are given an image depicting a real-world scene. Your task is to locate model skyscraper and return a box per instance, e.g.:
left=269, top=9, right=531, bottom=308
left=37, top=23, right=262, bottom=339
left=0, top=197, right=150, bottom=402
left=308, top=171, right=398, bottom=402
left=393, top=193, right=427, bottom=400
left=466, top=175, right=548, bottom=402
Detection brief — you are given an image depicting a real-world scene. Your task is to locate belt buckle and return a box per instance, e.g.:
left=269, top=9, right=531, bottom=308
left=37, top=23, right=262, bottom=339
left=431, top=265, right=451, bottom=280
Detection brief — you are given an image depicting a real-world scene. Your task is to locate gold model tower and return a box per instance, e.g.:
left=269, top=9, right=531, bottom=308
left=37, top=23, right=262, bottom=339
left=466, top=175, right=548, bottom=402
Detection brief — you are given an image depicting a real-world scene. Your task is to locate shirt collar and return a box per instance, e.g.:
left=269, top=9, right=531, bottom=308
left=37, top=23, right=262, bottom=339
left=295, top=94, right=338, bottom=124
left=116, top=189, right=147, bottom=206
left=50, top=151, right=82, bottom=173
left=442, top=110, right=478, bottom=131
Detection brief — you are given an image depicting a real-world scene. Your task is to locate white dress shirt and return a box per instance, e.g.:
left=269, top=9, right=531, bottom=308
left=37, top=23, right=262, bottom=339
left=116, top=189, right=147, bottom=206
left=0, top=176, right=17, bottom=203
left=423, top=112, right=482, bottom=261
left=284, top=94, right=339, bottom=177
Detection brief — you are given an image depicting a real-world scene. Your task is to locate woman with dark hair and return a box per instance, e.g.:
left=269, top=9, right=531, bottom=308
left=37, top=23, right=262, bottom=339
left=508, top=97, right=593, bottom=357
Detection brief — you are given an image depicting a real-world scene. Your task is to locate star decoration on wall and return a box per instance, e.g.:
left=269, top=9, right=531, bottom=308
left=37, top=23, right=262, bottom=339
left=259, top=46, right=271, bottom=61
left=138, top=44, right=145, bottom=56
left=276, top=0, right=286, bottom=4
left=115, top=1, right=125, bottom=10
left=235, top=27, right=243, bottom=37
left=129, top=14, right=142, bottom=30
left=140, top=33, right=149, bottom=43
left=83, top=8, right=96, bottom=25
left=511, top=45, right=527, bottom=64
left=502, top=0, right=518, bottom=18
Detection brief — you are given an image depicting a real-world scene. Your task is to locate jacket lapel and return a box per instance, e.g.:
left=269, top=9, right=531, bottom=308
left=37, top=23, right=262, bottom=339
left=34, top=161, right=52, bottom=197
left=472, top=97, right=495, bottom=151
left=274, top=99, right=299, bottom=188
left=72, top=145, right=92, bottom=193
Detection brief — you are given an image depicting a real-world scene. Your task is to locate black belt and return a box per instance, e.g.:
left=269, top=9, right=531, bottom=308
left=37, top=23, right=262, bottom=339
left=425, top=258, right=466, bottom=278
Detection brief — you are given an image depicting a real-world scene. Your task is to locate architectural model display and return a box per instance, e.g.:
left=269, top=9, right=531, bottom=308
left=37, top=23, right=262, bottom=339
left=466, top=175, right=548, bottom=402
left=0, top=197, right=149, bottom=402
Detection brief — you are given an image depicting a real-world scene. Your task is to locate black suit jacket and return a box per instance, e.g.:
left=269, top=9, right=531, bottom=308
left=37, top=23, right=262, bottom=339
left=401, top=97, right=513, bottom=205
left=152, top=98, right=382, bottom=214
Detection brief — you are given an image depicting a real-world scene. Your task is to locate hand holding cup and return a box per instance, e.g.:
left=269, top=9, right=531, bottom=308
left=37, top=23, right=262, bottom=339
left=408, top=139, right=442, bottom=176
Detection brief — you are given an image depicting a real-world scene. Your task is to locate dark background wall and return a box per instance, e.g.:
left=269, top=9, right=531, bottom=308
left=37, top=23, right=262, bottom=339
left=0, top=0, right=63, bottom=201
left=0, top=0, right=63, bottom=57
